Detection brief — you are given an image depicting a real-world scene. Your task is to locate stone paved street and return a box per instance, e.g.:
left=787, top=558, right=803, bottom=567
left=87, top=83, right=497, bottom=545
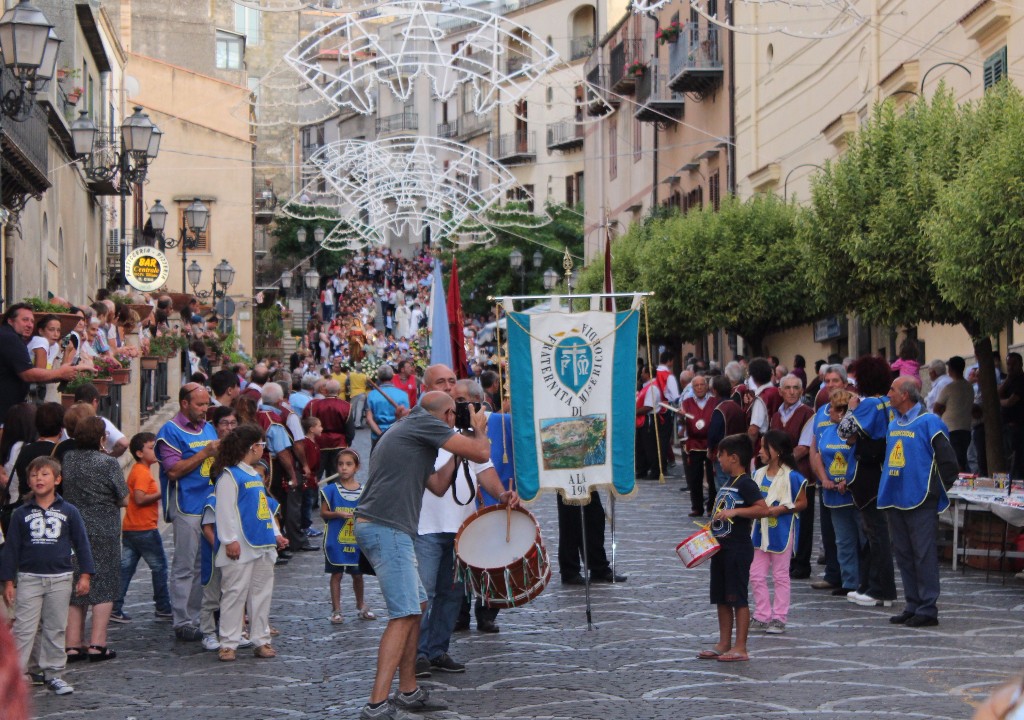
left=30, top=436, right=1024, bottom=720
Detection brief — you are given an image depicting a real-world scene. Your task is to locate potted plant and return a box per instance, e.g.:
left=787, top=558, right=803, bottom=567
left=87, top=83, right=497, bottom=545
left=59, top=371, right=96, bottom=408
left=99, top=354, right=130, bottom=385
left=22, top=297, right=81, bottom=337
left=625, top=59, right=648, bottom=76
left=65, top=86, right=83, bottom=105
left=656, top=20, right=682, bottom=45
left=109, top=291, right=154, bottom=323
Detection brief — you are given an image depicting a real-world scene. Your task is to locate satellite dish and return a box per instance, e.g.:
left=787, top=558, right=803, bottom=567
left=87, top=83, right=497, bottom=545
left=215, top=297, right=236, bottom=318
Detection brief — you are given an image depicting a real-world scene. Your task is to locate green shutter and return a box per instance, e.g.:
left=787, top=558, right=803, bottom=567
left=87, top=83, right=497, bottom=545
left=984, top=46, right=1008, bottom=89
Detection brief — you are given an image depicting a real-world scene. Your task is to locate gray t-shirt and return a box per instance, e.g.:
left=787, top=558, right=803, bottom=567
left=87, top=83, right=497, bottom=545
left=355, top=405, right=455, bottom=536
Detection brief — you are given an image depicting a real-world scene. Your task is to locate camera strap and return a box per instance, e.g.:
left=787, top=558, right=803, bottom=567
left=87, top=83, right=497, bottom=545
left=451, top=457, right=477, bottom=507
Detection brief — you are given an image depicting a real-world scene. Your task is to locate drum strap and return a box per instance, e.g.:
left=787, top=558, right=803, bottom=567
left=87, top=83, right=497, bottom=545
left=452, top=458, right=477, bottom=506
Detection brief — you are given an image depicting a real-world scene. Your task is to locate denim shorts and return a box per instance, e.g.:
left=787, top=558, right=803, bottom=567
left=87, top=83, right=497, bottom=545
left=354, top=521, right=426, bottom=618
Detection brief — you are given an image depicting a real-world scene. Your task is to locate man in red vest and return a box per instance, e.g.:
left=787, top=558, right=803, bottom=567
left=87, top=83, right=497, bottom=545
left=770, top=374, right=816, bottom=579
left=681, top=375, right=717, bottom=516
left=241, top=364, right=270, bottom=402
left=654, top=351, right=681, bottom=468
left=747, top=357, right=783, bottom=456
left=635, top=365, right=663, bottom=479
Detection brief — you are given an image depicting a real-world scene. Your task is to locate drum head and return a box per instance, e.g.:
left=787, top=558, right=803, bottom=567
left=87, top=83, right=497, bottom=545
left=457, top=509, right=538, bottom=569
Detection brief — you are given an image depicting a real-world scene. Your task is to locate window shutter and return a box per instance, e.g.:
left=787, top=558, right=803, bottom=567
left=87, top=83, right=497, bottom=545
left=107, top=229, right=120, bottom=255
left=984, top=46, right=1007, bottom=89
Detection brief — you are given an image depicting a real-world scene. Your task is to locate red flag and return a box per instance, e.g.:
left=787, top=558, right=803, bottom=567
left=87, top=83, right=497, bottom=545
left=447, top=256, right=469, bottom=378
left=603, top=229, right=615, bottom=312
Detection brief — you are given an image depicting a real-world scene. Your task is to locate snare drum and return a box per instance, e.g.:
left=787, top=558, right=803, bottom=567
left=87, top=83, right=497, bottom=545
left=675, top=527, right=720, bottom=568
left=455, top=505, right=550, bottom=609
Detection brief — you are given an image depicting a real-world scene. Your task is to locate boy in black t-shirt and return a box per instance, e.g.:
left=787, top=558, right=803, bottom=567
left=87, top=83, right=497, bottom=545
left=698, top=434, right=768, bottom=663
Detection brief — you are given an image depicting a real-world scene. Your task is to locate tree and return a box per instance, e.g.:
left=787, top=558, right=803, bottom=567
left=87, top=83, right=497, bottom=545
left=270, top=205, right=353, bottom=279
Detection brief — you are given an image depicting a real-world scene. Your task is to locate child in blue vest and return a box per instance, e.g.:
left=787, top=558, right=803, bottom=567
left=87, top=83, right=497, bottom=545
left=320, top=449, right=375, bottom=623
left=749, top=431, right=808, bottom=635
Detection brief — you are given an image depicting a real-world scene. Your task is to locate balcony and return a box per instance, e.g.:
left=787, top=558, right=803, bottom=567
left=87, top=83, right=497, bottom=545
left=584, top=61, right=615, bottom=116
left=254, top=178, right=277, bottom=226
left=377, top=55, right=419, bottom=79
left=546, top=119, right=584, bottom=151
left=569, top=36, right=595, bottom=61
left=609, top=38, right=645, bottom=93
left=453, top=50, right=493, bottom=74
left=635, top=69, right=684, bottom=122
left=0, top=101, right=50, bottom=208
left=507, top=54, right=528, bottom=75
left=490, top=131, right=535, bottom=165
left=437, top=120, right=458, bottom=139
left=375, top=111, right=419, bottom=135
left=668, top=24, right=723, bottom=95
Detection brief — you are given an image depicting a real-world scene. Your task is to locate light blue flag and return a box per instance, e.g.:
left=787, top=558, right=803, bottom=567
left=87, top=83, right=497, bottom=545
left=429, top=261, right=453, bottom=368
left=506, top=301, right=641, bottom=503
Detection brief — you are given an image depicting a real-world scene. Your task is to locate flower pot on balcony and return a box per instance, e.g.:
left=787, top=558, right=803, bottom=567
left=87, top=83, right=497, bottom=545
left=127, top=304, right=153, bottom=323
left=167, top=293, right=194, bottom=315
left=93, top=378, right=111, bottom=396
left=32, top=312, right=84, bottom=338
left=111, top=368, right=130, bottom=385
left=66, top=92, right=81, bottom=105
left=141, top=356, right=160, bottom=370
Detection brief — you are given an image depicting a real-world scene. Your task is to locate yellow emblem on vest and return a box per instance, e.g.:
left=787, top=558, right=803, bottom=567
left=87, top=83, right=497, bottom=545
left=339, top=518, right=355, bottom=544
left=829, top=452, right=848, bottom=477
left=257, top=492, right=271, bottom=520
left=200, top=456, right=214, bottom=478
left=888, top=439, right=906, bottom=468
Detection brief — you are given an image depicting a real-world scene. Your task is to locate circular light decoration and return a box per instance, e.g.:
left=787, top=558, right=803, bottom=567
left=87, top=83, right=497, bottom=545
left=284, top=136, right=550, bottom=249
left=628, top=0, right=867, bottom=39
left=284, top=0, right=560, bottom=116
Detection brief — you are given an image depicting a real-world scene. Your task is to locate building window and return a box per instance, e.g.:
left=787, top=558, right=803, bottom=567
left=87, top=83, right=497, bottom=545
left=178, top=205, right=210, bottom=252
left=709, top=170, right=720, bottom=211
left=234, top=6, right=261, bottom=46
left=301, top=124, right=325, bottom=162
left=984, top=46, right=1007, bottom=89
left=217, top=31, right=245, bottom=70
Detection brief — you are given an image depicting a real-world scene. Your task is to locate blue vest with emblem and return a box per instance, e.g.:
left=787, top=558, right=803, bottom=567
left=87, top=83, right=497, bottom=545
left=816, top=414, right=856, bottom=509
left=156, top=418, right=218, bottom=519
left=320, top=481, right=360, bottom=567
left=879, top=411, right=951, bottom=512
left=200, top=493, right=218, bottom=586
left=750, top=466, right=807, bottom=553
left=227, top=466, right=278, bottom=549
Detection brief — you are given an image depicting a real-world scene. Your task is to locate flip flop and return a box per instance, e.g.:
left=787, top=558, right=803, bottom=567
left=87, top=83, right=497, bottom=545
left=358, top=607, right=377, bottom=621
left=717, top=652, right=749, bottom=663
left=697, top=649, right=722, bottom=660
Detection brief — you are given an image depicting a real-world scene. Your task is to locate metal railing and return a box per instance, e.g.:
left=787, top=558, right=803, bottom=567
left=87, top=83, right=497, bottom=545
left=569, top=36, right=595, bottom=61
left=375, top=110, right=419, bottom=135
left=456, top=113, right=489, bottom=139
left=491, top=131, right=536, bottom=161
left=669, top=23, right=722, bottom=77
left=97, top=384, right=123, bottom=432
left=609, top=38, right=645, bottom=89
left=437, top=120, right=458, bottom=138
left=637, top=68, right=682, bottom=105
left=546, top=119, right=584, bottom=149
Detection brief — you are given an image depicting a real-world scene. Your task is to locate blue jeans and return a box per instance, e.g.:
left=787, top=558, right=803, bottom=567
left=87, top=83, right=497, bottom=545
left=829, top=505, right=861, bottom=591
left=414, top=532, right=464, bottom=661
left=117, top=529, right=171, bottom=615
left=354, top=521, right=425, bottom=619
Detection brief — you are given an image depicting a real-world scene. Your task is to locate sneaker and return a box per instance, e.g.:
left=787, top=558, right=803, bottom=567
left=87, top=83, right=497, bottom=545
left=238, top=637, right=254, bottom=649
left=154, top=609, right=173, bottom=620
left=429, top=653, right=466, bottom=673
left=749, top=618, right=770, bottom=632
left=392, top=686, right=449, bottom=712
left=766, top=619, right=786, bottom=634
left=202, top=634, right=221, bottom=651
left=359, top=700, right=417, bottom=720
left=109, top=611, right=132, bottom=624
left=174, top=625, right=203, bottom=642
left=46, top=678, right=74, bottom=695
left=851, top=593, right=893, bottom=607
left=306, top=527, right=323, bottom=537
left=847, top=590, right=867, bottom=603
left=26, top=672, right=44, bottom=686
left=414, top=656, right=431, bottom=678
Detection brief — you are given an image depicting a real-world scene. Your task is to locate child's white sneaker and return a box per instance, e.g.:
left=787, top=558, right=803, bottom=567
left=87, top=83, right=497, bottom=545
left=201, top=634, right=221, bottom=651
left=46, top=678, right=74, bottom=695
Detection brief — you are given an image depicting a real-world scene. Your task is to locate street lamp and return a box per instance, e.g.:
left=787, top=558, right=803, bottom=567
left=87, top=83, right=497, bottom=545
left=156, top=197, right=208, bottom=292
left=186, top=260, right=203, bottom=294
left=543, top=268, right=558, bottom=290
left=510, top=248, right=544, bottom=294
left=280, top=268, right=293, bottom=296
left=0, top=0, right=60, bottom=119
left=212, top=259, right=235, bottom=333
left=533, top=250, right=543, bottom=269
left=303, top=266, right=320, bottom=319
left=71, top=106, right=162, bottom=285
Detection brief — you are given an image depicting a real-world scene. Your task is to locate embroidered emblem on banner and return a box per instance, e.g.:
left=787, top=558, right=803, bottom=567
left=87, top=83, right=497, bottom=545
left=888, top=440, right=905, bottom=468
left=553, top=335, right=593, bottom=396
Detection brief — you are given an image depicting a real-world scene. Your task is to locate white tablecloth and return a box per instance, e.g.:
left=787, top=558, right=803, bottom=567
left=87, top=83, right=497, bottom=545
left=948, top=486, right=1024, bottom=528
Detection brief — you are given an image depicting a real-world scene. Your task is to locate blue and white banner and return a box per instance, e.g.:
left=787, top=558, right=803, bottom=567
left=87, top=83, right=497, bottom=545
left=505, top=297, right=642, bottom=504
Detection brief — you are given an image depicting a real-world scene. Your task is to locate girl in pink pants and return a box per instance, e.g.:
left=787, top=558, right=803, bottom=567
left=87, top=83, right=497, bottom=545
left=749, top=431, right=808, bottom=634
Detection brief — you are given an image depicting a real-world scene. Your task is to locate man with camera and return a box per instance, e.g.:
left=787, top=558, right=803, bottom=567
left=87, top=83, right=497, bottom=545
left=354, top=385, right=503, bottom=720
left=414, top=366, right=519, bottom=678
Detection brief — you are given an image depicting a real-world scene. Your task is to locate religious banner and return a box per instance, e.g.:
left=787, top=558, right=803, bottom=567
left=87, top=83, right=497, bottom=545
left=505, top=296, right=642, bottom=503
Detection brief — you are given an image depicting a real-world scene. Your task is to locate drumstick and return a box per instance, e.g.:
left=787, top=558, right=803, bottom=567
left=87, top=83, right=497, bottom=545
left=366, top=377, right=404, bottom=412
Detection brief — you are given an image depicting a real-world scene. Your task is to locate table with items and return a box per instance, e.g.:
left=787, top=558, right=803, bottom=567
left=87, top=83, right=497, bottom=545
left=947, top=475, right=1024, bottom=572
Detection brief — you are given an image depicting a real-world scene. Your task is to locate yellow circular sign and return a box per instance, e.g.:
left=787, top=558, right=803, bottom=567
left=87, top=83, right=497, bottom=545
left=125, top=247, right=170, bottom=292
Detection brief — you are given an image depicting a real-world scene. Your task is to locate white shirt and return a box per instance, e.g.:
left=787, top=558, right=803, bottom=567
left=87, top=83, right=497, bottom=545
left=418, top=448, right=495, bottom=535
left=639, top=382, right=662, bottom=416
left=656, top=365, right=680, bottom=403
left=749, top=382, right=774, bottom=434
left=925, top=374, right=952, bottom=413
left=102, top=417, right=125, bottom=455
left=26, top=337, right=58, bottom=369
left=214, top=463, right=281, bottom=566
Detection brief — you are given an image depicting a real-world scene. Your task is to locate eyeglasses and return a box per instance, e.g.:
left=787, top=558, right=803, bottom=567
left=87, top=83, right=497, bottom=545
left=181, top=382, right=203, bottom=399
left=252, top=441, right=266, bottom=449
left=217, top=419, right=238, bottom=427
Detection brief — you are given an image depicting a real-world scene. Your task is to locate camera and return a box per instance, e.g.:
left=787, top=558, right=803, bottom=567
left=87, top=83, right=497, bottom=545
left=453, top=400, right=482, bottom=430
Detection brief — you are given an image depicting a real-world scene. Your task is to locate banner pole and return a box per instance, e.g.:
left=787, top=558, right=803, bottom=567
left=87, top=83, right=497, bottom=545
left=580, top=501, right=594, bottom=631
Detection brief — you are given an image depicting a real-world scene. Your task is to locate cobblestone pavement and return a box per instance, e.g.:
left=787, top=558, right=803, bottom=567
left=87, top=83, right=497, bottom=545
left=30, top=439, right=1024, bottom=720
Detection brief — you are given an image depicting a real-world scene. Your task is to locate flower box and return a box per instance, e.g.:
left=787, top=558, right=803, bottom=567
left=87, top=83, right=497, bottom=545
left=111, top=368, right=130, bottom=385
left=31, top=312, right=82, bottom=337
left=167, top=293, right=194, bottom=314
left=60, top=393, right=76, bottom=410
left=93, top=378, right=111, bottom=396
left=127, top=304, right=153, bottom=322
left=141, top=356, right=161, bottom=370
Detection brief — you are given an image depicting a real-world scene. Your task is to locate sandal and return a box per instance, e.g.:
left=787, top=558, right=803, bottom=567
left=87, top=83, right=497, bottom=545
left=330, top=611, right=344, bottom=625
left=87, top=645, right=117, bottom=662
left=358, top=607, right=377, bottom=621
left=66, top=647, right=88, bottom=663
